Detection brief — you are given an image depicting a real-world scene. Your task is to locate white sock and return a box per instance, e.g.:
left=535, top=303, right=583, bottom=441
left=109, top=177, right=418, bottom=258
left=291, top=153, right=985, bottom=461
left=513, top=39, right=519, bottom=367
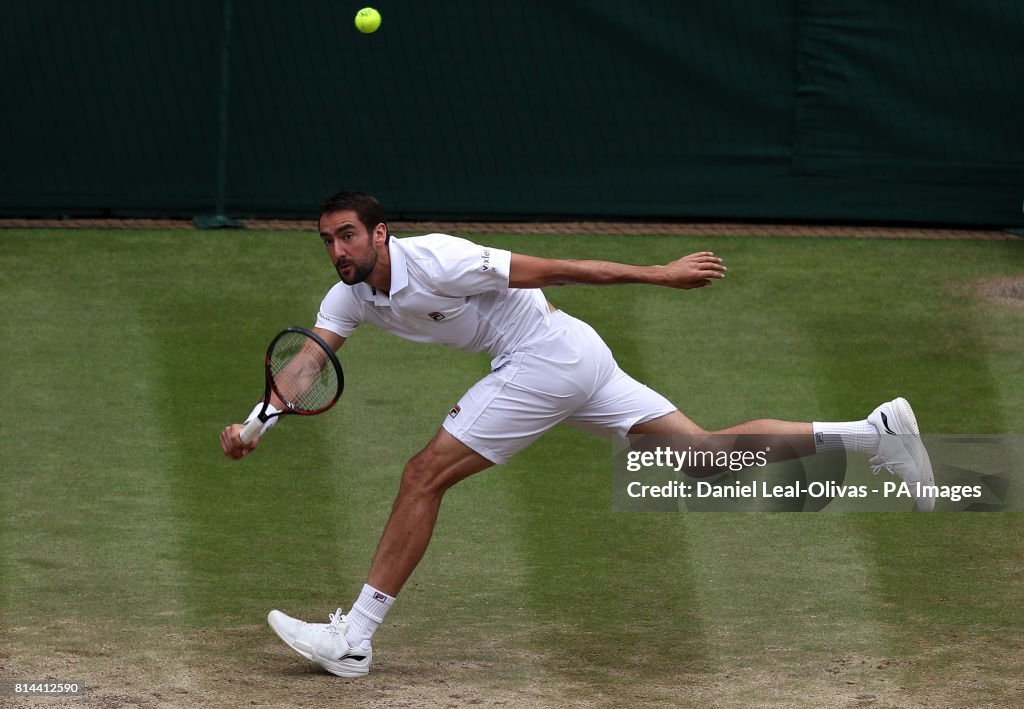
left=812, top=420, right=879, bottom=454
left=344, top=584, right=395, bottom=650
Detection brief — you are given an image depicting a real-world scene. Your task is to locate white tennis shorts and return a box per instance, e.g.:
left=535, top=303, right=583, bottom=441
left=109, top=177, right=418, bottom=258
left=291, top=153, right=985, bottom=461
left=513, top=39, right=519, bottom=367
left=442, top=310, right=677, bottom=463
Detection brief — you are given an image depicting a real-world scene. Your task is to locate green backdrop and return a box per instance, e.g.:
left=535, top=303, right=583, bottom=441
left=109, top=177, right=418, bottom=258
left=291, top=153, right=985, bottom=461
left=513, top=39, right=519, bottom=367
left=2, top=1, right=1022, bottom=226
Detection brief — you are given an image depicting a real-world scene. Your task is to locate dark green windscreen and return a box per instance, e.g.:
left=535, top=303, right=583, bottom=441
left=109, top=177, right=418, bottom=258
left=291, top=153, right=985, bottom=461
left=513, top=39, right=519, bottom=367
left=2, top=1, right=1021, bottom=226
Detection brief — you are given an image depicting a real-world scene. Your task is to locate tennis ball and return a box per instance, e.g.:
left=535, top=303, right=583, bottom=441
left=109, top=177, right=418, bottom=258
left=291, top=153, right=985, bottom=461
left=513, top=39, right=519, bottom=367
left=355, top=7, right=381, bottom=34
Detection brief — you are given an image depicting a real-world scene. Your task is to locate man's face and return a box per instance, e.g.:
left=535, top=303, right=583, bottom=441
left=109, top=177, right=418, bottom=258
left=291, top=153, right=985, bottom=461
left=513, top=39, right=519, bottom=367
left=319, top=209, right=382, bottom=285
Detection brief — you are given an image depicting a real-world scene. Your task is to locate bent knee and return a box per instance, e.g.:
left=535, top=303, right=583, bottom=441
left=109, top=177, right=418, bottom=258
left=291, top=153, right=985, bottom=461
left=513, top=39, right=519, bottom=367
left=398, top=447, right=466, bottom=498
left=398, top=456, right=440, bottom=496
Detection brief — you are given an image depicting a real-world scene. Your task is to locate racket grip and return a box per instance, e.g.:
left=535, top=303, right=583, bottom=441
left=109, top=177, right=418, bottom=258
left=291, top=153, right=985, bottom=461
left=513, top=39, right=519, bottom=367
left=239, top=416, right=263, bottom=444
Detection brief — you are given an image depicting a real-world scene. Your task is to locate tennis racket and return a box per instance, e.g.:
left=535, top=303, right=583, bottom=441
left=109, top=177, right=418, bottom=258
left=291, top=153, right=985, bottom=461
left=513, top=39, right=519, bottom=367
left=239, top=326, right=344, bottom=444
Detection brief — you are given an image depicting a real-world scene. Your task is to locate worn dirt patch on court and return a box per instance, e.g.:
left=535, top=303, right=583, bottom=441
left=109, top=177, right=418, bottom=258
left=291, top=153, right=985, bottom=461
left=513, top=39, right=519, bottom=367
left=977, top=274, right=1024, bottom=308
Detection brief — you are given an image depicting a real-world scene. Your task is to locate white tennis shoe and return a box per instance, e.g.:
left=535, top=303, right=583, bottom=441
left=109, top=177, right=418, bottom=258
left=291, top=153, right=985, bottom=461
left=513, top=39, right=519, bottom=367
left=867, top=397, right=935, bottom=511
left=267, top=608, right=372, bottom=677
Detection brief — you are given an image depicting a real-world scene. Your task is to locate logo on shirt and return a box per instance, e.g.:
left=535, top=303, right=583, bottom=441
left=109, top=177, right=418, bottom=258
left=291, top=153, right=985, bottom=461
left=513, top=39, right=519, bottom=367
left=428, top=311, right=447, bottom=321
left=481, top=249, right=492, bottom=272
left=449, top=404, right=461, bottom=419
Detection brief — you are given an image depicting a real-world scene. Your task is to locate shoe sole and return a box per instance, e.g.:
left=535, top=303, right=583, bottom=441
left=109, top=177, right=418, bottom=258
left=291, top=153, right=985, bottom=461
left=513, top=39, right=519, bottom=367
left=891, top=398, right=936, bottom=511
left=313, top=649, right=371, bottom=678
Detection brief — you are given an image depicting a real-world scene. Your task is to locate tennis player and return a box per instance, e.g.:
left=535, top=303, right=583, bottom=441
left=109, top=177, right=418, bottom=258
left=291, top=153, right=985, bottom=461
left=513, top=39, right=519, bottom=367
left=219, top=189, right=934, bottom=677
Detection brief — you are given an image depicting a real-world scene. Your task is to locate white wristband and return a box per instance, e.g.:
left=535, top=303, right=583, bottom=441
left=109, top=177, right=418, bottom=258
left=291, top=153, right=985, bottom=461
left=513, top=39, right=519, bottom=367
left=245, top=402, right=282, bottom=437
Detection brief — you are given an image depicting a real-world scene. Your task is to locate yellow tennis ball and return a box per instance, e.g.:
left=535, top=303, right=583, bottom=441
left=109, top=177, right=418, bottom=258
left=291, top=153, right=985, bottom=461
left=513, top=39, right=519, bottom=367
left=355, top=7, right=381, bottom=34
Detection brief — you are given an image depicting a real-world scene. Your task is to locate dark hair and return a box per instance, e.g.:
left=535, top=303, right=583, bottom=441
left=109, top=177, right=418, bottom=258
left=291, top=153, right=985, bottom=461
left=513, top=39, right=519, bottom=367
left=318, top=190, right=388, bottom=238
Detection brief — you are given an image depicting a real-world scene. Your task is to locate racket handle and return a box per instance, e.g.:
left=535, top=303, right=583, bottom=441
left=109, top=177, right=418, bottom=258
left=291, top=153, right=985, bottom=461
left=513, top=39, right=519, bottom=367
left=239, top=416, right=263, bottom=444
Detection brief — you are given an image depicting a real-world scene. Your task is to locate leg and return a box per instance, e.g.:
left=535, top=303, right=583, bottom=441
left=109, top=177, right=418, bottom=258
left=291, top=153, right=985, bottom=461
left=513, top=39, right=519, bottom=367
left=266, top=427, right=492, bottom=678
left=629, top=405, right=932, bottom=509
left=629, top=410, right=815, bottom=460
left=368, top=426, right=494, bottom=596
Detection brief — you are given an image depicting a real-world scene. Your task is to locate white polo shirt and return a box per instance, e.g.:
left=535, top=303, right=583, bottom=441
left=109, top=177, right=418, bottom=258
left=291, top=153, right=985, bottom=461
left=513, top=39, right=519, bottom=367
left=315, top=234, right=552, bottom=359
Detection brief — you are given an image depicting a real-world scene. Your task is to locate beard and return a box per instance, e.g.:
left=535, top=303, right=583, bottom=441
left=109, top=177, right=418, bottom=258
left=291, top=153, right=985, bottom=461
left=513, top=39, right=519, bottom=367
left=335, top=255, right=376, bottom=285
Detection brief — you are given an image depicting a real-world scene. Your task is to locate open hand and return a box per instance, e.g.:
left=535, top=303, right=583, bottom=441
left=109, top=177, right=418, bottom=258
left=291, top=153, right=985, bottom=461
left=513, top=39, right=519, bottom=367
left=661, top=252, right=726, bottom=289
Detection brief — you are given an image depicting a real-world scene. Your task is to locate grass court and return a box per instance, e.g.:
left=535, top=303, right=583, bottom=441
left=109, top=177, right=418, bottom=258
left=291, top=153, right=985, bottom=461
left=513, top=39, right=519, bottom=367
left=1, top=228, right=1022, bottom=707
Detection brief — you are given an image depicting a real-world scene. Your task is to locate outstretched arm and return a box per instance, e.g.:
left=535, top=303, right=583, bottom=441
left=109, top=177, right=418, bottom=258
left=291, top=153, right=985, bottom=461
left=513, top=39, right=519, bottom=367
left=508, top=251, right=726, bottom=290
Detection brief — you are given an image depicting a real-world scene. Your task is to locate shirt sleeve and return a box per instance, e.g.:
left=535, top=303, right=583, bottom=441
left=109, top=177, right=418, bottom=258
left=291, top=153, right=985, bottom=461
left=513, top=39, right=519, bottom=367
left=314, top=282, right=362, bottom=338
left=418, top=235, right=512, bottom=297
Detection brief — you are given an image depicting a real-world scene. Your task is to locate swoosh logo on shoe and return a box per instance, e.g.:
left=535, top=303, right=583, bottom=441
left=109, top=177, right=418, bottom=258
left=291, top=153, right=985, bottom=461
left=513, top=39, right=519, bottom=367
left=880, top=411, right=897, bottom=435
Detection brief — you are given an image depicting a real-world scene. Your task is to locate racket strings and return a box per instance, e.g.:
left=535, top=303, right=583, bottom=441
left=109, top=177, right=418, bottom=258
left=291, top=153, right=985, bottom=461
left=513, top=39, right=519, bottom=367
left=269, top=332, right=339, bottom=413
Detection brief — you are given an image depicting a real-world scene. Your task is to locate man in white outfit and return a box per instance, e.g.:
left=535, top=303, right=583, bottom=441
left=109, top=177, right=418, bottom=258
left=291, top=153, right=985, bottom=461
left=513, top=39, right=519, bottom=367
left=219, top=190, right=934, bottom=677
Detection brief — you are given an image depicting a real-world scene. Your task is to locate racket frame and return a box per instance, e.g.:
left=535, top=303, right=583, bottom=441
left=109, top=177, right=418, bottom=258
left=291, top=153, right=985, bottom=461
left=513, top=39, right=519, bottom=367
left=239, top=326, right=343, bottom=443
